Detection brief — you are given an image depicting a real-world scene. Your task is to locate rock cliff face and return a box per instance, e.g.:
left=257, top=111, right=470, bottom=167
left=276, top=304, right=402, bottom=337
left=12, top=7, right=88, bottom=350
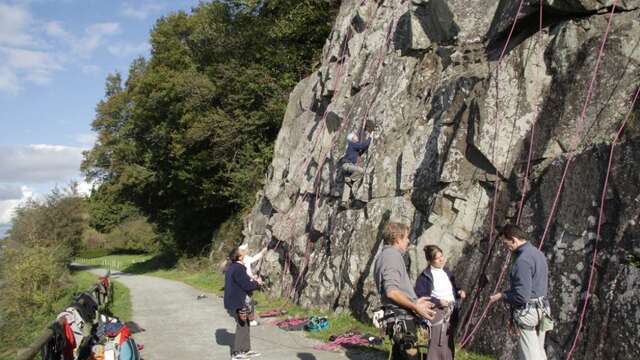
left=242, top=0, right=640, bottom=358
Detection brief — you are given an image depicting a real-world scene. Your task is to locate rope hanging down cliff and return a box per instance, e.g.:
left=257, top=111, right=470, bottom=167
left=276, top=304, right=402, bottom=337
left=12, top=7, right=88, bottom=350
left=459, top=0, right=530, bottom=347
left=257, top=0, right=384, bottom=301
left=565, top=86, right=640, bottom=360
left=461, top=1, right=622, bottom=352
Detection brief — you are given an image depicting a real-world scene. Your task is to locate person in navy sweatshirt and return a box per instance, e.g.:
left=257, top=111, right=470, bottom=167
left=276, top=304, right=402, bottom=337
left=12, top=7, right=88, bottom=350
left=224, top=247, right=262, bottom=359
left=489, top=224, right=550, bottom=360
left=415, top=245, right=466, bottom=359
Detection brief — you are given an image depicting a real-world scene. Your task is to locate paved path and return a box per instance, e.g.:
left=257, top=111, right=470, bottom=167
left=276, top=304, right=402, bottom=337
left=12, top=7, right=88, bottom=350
left=85, top=267, right=378, bottom=360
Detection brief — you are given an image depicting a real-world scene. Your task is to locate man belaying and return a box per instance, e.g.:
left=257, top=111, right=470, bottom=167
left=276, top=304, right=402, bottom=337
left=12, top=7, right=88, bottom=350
left=374, top=222, right=435, bottom=359
left=340, top=130, right=372, bottom=208
left=489, top=224, right=553, bottom=360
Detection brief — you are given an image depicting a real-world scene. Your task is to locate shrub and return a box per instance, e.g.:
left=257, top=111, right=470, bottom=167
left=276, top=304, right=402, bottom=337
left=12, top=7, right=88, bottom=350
left=104, top=216, right=160, bottom=253
left=0, top=245, right=70, bottom=326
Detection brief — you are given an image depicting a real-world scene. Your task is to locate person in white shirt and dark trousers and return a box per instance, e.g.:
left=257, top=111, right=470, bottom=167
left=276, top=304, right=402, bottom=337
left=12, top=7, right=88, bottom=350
left=415, top=245, right=466, bottom=360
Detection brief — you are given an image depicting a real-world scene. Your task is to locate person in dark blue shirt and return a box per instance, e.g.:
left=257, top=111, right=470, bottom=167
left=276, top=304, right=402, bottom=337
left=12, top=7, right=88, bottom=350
left=489, top=224, right=551, bottom=360
left=340, top=131, right=372, bottom=207
left=224, top=247, right=262, bottom=359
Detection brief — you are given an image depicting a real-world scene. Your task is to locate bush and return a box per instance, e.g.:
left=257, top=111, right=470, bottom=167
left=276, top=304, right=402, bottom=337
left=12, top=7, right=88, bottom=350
left=9, top=187, right=85, bottom=255
left=0, top=246, right=70, bottom=341
left=104, top=216, right=160, bottom=253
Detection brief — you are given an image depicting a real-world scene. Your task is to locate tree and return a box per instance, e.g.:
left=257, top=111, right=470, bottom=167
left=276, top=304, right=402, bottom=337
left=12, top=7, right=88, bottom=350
left=82, top=0, right=337, bottom=255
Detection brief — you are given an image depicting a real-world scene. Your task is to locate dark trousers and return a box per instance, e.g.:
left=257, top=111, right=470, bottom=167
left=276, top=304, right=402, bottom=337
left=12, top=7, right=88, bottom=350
left=391, top=342, right=420, bottom=360
left=388, top=316, right=419, bottom=360
left=229, top=309, right=251, bottom=354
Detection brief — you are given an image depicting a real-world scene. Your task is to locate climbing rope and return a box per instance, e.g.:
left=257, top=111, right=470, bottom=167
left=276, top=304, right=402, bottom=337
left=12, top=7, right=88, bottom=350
left=565, top=86, right=640, bottom=360
left=538, top=1, right=619, bottom=251
left=264, top=0, right=384, bottom=303
left=288, top=0, right=400, bottom=301
left=459, top=0, right=528, bottom=347
left=462, top=1, right=620, bottom=350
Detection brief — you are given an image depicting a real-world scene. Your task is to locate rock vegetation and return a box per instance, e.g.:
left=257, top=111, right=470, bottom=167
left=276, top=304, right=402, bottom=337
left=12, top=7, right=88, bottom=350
left=242, top=1, right=640, bottom=358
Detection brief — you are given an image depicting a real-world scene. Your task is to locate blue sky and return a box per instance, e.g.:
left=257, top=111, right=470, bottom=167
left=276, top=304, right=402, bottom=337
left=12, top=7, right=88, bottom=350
left=0, top=0, right=201, bottom=228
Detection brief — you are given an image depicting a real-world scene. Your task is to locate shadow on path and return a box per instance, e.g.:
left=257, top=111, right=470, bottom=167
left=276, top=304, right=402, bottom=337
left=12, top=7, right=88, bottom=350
left=297, top=353, right=318, bottom=360
left=215, top=328, right=234, bottom=355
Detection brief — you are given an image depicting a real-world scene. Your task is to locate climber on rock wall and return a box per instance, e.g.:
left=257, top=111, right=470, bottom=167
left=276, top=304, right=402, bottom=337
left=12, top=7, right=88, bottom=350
left=340, top=128, right=372, bottom=208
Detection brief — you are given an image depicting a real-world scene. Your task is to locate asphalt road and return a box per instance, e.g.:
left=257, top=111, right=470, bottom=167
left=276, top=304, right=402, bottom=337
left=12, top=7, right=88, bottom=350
left=85, top=267, right=379, bottom=360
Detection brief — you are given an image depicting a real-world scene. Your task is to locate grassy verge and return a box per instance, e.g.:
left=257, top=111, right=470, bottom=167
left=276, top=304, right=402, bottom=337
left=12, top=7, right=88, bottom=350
left=75, top=254, right=493, bottom=359
left=0, top=270, right=131, bottom=360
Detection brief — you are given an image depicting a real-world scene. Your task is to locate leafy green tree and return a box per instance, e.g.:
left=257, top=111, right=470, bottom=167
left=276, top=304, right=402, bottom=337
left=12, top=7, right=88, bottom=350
left=82, top=0, right=337, bottom=255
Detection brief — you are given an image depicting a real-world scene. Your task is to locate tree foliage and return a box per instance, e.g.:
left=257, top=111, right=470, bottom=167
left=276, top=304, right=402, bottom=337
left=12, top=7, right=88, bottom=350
left=82, top=0, right=336, bottom=254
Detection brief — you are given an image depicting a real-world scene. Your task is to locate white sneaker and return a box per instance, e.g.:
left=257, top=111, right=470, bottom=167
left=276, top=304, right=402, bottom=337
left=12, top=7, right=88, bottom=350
left=231, top=352, right=249, bottom=359
left=244, top=351, right=261, bottom=358
left=249, top=320, right=259, bottom=326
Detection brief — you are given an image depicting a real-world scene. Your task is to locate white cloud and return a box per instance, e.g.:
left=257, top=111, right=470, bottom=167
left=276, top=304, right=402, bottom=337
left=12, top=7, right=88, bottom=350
left=77, top=180, right=94, bottom=196
left=0, top=46, right=62, bottom=86
left=0, top=3, right=34, bottom=47
left=0, top=10, right=122, bottom=94
left=72, top=22, right=120, bottom=57
left=107, top=42, right=150, bottom=57
left=0, top=65, right=20, bottom=94
left=44, top=20, right=73, bottom=43
left=122, top=2, right=165, bottom=20
left=0, top=186, right=33, bottom=224
left=0, top=144, right=85, bottom=183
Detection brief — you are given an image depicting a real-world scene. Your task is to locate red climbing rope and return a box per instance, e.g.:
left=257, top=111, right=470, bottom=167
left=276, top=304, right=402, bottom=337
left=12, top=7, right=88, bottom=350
left=538, top=2, right=618, bottom=251
left=565, top=86, right=640, bottom=360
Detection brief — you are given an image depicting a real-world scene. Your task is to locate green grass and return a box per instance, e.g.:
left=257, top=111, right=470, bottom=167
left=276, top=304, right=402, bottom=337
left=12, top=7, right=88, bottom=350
left=77, top=254, right=494, bottom=359
left=109, top=277, right=132, bottom=322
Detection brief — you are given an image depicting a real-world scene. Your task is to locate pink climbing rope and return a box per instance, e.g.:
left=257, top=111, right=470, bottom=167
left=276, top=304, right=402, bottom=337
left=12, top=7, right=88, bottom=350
left=515, top=0, right=544, bottom=224
left=463, top=0, right=620, bottom=349
left=282, top=0, right=384, bottom=301
left=314, top=334, right=370, bottom=352
left=538, top=1, right=618, bottom=250
left=465, top=0, right=545, bottom=347
left=565, top=86, right=640, bottom=360
left=460, top=0, right=527, bottom=347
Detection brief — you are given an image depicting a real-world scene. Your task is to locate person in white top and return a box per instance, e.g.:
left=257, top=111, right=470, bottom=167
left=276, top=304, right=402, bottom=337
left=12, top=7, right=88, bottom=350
left=239, top=244, right=268, bottom=326
left=415, top=245, right=466, bottom=360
